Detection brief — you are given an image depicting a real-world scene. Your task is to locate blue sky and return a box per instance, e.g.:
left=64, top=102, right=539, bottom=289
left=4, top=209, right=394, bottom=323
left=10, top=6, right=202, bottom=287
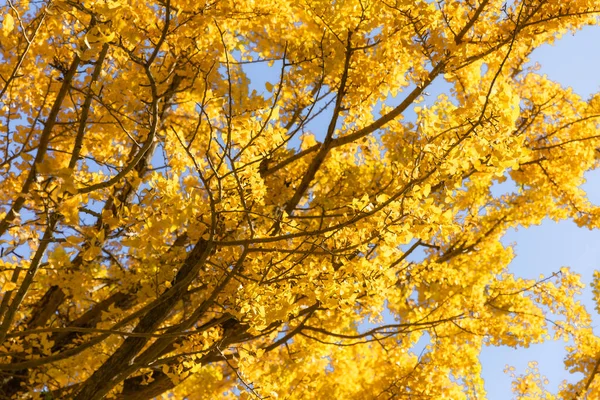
left=479, top=26, right=600, bottom=399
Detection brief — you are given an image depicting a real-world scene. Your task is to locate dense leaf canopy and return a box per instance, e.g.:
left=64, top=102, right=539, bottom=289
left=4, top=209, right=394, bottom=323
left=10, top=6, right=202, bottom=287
left=1, top=0, right=600, bottom=398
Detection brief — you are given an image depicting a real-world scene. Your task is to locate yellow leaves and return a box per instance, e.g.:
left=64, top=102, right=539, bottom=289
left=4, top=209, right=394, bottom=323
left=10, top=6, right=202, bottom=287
left=591, top=270, right=600, bottom=315
left=351, top=193, right=371, bottom=210
left=2, top=280, right=16, bottom=292
left=81, top=245, right=101, bottom=262
left=301, top=133, right=318, bottom=149
left=92, top=0, right=123, bottom=15
left=59, top=195, right=80, bottom=225
left=238, top=346, right=266, bottom=366
left=2, top=0, right=600, bottom=398
left=49, top=245, right=70, bottom=267
left=2, top=13, right=14, bottom=35
left=508, top=361, right=557, bottom=399
left=82, top=34, right=112, bottom=65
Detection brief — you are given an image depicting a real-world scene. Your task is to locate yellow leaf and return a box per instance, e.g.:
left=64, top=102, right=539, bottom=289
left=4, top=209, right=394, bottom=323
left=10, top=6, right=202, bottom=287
left=422, top=184, right=431, bottom=197
left=65, top=235, right=82, bottom=246
left=270, top=106, right=280, bottom=121
left=376, top=194, right=389, bottom=204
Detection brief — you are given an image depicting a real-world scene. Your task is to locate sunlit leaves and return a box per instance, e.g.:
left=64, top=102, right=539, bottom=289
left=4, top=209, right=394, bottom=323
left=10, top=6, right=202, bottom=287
left=1, top=0, right=600, bottom=398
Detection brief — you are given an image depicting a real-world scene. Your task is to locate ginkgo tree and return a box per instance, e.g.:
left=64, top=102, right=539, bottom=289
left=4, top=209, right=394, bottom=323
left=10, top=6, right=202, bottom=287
left=2, top=0, right=600, bottom=398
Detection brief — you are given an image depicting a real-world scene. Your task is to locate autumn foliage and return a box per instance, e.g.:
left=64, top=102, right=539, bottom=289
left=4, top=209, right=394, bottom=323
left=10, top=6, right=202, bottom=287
left=2, top=0, right=600, bottom=398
